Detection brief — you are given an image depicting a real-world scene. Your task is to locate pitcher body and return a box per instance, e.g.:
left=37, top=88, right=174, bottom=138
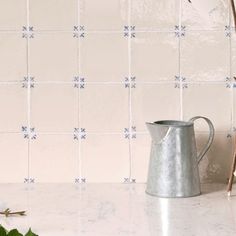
left=146, top=117, right=214, bottom=198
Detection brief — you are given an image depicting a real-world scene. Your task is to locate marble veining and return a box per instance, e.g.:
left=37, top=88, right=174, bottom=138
left=0, top=184, right=235, bottom=235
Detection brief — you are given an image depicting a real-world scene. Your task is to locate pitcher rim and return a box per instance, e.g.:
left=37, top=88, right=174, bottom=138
left=147, top=120, right=193, bottom=127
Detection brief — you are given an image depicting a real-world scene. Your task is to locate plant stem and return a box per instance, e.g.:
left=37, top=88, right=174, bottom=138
left=0, top=209, right=26, bottom=217
left=231, top=0, right=236, bottom=33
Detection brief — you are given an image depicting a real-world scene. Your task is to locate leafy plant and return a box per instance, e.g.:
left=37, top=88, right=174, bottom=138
left=0, top=226, right=37, bottom=236
left=0, top=209, right=37, bottom=235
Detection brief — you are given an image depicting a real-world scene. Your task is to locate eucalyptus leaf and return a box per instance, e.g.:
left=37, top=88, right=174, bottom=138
left=24, top=229, right=38, bottom=236
left=0, top=226, right=7, bottom=236
left=7, top=229, right=23, bottom=236
left=0, top=226, right=37, bottom=236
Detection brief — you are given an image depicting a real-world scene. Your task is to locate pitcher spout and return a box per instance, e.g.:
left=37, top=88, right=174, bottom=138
left=146, top=122, right=171, bottom=144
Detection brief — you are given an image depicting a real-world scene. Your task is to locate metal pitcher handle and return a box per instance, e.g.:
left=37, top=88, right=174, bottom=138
left=189, top=116, right=215, bottom=164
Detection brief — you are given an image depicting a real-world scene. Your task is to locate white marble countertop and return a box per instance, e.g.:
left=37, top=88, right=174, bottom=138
left=0, top=183, right=235, bottom=236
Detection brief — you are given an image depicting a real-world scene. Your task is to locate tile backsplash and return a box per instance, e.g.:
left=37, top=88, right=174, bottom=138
left=0, top=0, right=235, bottom=183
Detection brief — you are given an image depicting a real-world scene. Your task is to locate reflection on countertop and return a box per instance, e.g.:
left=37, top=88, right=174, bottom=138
left=0, top=183, right=235, bottom=236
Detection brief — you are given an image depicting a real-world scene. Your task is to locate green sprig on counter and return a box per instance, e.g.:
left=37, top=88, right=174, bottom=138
left=0, top=226, right=38, bottom=236
left=0, top=209, right=26, bottom=217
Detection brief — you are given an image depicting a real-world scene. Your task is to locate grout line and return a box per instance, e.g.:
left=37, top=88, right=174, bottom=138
left=179, top=0, right=182, bottom=27
left=0, top=132, right=22, bottom=134
left=35, top=131, right=135, bottom=135
left=127, top=0, right=133, bottom=181
left=0, top=80, right=230, bottom=85
left=0, top=130, right=230, bottom=135
left=179, top=38, right=183, bottom=120
left=26, top=0, right=31, bottom=181
left=0, top=80, right=231, bottom=85
left=77, top=0, right=82, bottom=181
left=179, top=0, right=183, bottom=120
left=0, top=29, right=231, bottom=34
left=74, top=0, right=80, bottom=182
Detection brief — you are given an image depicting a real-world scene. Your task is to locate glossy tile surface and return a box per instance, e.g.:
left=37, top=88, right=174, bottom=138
left=0, top=184, right=235, bottom=236
left=81, top=134, right=129, bottom=182
left=80, top=34, right=128, bottom=82
left=30, top=33, right=77, bottom=82
left=29, top=0, right=77, bottom=30
left=181, top=31, right=229, bottom=82
left=182, top=0, right=229, bottom=30
left=131, top=0, right=180, bottom=30
left=183, top=84, right=231, bottom=132
left=0, top=34, right=27, bottom=82
left=132, top=33, right=179, bottom=82
left=80, top=0, right=128, bottom=31
left=0, top=0, right=27, bottom=30
left=0, top=0, right=235, bottom=184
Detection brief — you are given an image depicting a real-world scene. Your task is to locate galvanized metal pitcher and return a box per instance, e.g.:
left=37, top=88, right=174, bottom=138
left=146, top=116, right=214, bottom=198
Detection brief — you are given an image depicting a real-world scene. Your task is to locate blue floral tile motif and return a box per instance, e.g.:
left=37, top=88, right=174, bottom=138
left=225, top=77, right=236, bottom=88
left=22, top=76, right=35, bottom=88
left=174, top=25, right=186, bottom=37
left=73, top=25, right=85, bottom=38
left=21, top=126, right=37, bottom=140
left=74, top=128, right=86, bottom=140
left=24, top=178, right=35, bottom=184
left=22, top=26, right=34, bottom=39
left=123, top=25, right=136, bottom=38
left=124, top=126, right=137, bottom=139
left=225, top=77, right=231, bottom=88
left=125, top=76, right=136, bottom=88
left=73, top=76, right=85, bottom=89
left=227, top=133, right=232, bottom=138
left=75, top=178, right=86, bottom=183
left=124, top=178, right=136, bottom=183
left=225, top=25, right=231, bottom=37
left=182, top=78, right=188, bottom=89
left=174, top=76, right=188, bottom=89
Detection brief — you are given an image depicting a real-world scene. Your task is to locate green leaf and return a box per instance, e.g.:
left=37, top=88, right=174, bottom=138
left=24, top=229, right=38, bottom=236
left=0, top=226, right=7, bottom=236
left=7, top=229, right=23, bottom=236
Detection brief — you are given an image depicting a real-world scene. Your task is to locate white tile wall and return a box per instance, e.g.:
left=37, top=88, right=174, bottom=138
left=0, top=0, right=235, bottom=183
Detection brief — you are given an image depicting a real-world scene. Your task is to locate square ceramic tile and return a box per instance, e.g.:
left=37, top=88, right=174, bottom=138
left=80, top=85, right=129, bottom=132
left=31, top=84, right=77, bottom=133
left=231, top=33, right=236, bottom=80
left=132, top=33, right=179, bottom=82
left=81, top=134, right=129, bottom=182
left=0, top=84, right=27, bottom=132
left=80, top=0, right=128, bottom=31
left=181, top=31, right=229, bottom=82
left=30, top=134, right=76, bottom=182
left=132, top=84, right=180, bottom=132
left=80, top=34, right=128, bottom=82
left=0, top=134, right=28, bottom=182
left=196, top=132, right=232, bottom=183
left=29, top=0, right=77, bottom=31
left=183, top=84, right=231, bottom=132
left=0, top=34, right=27, bottom=82
left=131, top=134, right=151, bottom=182
left=30, top=33, right=77, bottom=82
left=131, top=0, right=180, bottom=30
left=0, top=0, right=26, bottom=30
left=182, top=0, right=229, bottom=30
